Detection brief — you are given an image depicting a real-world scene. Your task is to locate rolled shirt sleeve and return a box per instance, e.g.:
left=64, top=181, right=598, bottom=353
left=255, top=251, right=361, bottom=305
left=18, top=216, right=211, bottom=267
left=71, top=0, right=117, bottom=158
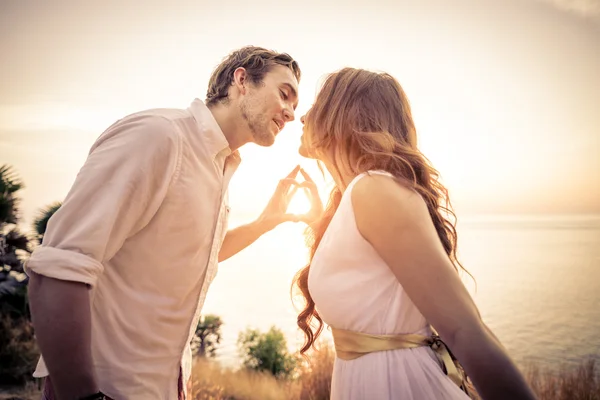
left=25, top=114, right=182, bottom=287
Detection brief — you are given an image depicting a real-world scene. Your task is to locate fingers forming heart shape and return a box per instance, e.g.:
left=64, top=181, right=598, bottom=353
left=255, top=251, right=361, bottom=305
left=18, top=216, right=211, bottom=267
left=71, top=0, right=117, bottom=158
left=277, top=166, right=323, bottom=223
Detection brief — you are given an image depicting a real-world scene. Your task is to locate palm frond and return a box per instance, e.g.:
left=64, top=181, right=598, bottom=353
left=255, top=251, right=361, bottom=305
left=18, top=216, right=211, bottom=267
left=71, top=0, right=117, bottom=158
left=4, top=228, right=30, bottom=252
left=0, top=165, right=24, bottom=194
left=0, top=165, right=24, bottom=226
left=32, top=201, right=62, bottom=239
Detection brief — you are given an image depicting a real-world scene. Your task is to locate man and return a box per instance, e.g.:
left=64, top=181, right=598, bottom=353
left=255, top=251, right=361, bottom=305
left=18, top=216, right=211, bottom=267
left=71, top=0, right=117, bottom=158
left=26, top=46, right=314, bottom=400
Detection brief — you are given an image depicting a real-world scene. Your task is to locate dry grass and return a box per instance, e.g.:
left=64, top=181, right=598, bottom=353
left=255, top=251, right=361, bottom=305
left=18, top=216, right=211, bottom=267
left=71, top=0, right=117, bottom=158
left=1, top=342, right=598, bottom=400
left=0, top=315, right=39, bottom=386
left=191, top=347, right=600, bottom=400
left=525, top=358, right=600, bottom=400
left=191, top=344, right=334, bottom=400
left=191, top=357, right=299, bottom=400
left=294, top=345, right=334, bottom=400
left=0, top=381, right=41, bottom=400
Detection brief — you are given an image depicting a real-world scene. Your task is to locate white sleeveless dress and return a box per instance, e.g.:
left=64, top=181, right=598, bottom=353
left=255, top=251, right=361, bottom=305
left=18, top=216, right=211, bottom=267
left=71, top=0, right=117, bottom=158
left=308, top=171, right=470, bottom=400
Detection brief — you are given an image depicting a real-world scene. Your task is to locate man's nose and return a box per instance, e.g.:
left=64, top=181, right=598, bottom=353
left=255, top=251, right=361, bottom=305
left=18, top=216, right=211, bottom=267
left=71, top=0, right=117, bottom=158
left=283, top=108, right=295, bottom=122
left=300, top=115, right=305, bottom=124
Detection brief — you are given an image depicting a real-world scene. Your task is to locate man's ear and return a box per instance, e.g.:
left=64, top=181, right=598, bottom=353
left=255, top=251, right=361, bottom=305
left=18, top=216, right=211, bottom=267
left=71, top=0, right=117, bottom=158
left=232, top=67, right=247, bottom=95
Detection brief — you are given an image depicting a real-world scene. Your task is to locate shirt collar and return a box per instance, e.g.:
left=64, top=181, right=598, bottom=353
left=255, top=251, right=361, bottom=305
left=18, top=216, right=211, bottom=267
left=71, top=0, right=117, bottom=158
left=188, top=98, right=241, bottom=162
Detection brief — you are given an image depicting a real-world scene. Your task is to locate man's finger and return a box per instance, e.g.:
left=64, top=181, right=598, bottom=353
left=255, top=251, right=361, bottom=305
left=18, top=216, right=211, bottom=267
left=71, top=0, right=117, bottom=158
left=286, top=165, right=301, bottom=179
left=282, top=213, right=301, bottom=223
left=277, top=178, right=299, bottom=190
left=298, top=181, right=317, bottom=189
left=285, top=186, right=299, bottom=204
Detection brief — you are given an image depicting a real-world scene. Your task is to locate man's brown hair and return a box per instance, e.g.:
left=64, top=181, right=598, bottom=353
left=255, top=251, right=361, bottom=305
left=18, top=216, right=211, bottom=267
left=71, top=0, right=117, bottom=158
left=205, top=46, right=301, bottom=106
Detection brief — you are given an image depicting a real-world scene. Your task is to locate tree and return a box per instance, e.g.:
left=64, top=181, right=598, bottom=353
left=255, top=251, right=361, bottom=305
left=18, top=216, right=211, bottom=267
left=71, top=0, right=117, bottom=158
left=238, top=326, right=297, bottom=379
left=0, top=165, right=24, bottom=226
left=0, top=165, right=38, bottom=385
left=0, top=165, right=31, bottom=316
left=194, top=314, right=223, bottom=358
left=32, top=201, right=62, bottom=244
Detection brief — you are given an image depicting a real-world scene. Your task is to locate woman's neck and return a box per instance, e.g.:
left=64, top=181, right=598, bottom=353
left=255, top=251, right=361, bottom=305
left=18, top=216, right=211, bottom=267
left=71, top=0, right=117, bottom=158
left=323, top=160, right=357, bottom=194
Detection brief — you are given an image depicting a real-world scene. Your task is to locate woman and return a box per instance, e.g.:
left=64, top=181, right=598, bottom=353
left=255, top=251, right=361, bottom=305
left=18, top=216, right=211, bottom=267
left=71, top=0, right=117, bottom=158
left=293, top=68, right=536, bottom=400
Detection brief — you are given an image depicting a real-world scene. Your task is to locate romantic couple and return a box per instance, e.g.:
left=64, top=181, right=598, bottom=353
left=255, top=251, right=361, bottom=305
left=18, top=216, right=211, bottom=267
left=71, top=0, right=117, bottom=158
left=25, top=46, right=536, bottom=400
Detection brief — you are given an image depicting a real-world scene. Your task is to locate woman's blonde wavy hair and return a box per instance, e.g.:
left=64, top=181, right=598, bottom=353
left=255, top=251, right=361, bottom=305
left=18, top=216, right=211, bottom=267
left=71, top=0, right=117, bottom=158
left=292, top=68, right=472, bottom=355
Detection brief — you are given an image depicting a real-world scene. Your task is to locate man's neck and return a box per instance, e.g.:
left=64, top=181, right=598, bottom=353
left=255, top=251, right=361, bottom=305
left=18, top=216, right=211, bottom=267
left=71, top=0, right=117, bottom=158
left=207, top=102, right=249, bottom=152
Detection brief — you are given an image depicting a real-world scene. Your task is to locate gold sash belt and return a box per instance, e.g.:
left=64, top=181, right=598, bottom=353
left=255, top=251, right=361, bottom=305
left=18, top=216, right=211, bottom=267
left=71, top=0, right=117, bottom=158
left=331, top=327, right=463, bottom=388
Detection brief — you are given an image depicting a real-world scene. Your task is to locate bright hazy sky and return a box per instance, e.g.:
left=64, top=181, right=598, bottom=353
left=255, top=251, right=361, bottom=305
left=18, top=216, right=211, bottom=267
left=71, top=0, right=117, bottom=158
left=1, top=0, right=599, bottom=228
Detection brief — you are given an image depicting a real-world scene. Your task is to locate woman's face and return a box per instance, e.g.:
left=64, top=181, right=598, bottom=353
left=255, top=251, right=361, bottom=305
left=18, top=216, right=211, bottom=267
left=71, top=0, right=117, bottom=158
left=298, top=113, right=316, bottom=159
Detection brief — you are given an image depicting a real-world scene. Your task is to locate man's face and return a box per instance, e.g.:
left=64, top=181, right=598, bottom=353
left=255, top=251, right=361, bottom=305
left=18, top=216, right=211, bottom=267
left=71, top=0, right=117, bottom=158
left=239, top=65, right=299, bottom=146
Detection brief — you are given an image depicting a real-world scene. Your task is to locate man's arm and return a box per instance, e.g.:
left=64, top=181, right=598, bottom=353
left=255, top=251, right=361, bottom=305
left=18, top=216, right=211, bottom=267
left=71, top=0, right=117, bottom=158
left=218, top=218, right=276, bottom=262
left=28, top=273, right=98, bottom=400
left=26, top=115, right=180, bottom=399
left=218, top=166, right=300, bottom=262
left=218, top=166, right=324, bottom=263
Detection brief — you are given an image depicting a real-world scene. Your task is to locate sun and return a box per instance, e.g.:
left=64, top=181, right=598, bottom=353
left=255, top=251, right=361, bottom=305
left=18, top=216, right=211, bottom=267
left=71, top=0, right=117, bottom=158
left=286, top=189, right=311, bottom=216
